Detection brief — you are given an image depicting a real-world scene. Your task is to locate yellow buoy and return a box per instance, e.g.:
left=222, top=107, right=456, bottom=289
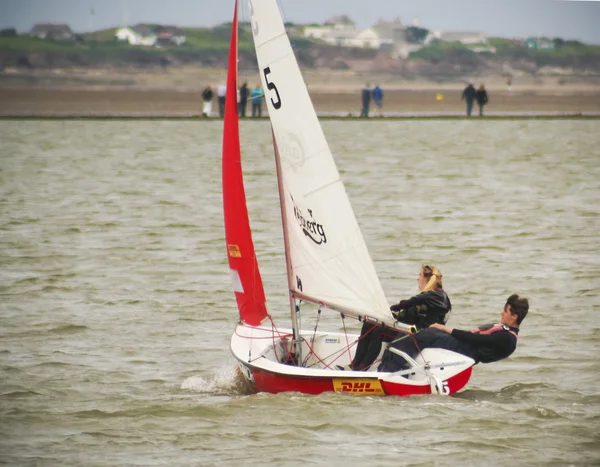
left=436, top=93, right=444, bottom=102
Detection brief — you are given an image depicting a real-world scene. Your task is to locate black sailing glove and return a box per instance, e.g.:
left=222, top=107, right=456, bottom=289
left=391, top=309, right=406, bottom=321
left=390, top=300, right=408, bottom=320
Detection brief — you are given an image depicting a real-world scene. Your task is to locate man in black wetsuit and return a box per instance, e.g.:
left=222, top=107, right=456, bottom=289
left=378, top=294, right=529, bottom=372
left=462, top=82, right=477, bottom=117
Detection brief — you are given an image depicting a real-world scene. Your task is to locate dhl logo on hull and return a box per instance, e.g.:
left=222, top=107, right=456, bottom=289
left=333, top=378, right=385, bottom=396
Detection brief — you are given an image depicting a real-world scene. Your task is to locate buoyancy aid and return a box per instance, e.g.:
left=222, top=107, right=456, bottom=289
left=471, top=323, right=518, bottom=339
left=397, top=289, right=451, bottom=329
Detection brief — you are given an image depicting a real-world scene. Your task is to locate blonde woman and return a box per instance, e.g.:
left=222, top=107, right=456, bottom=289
left=347, top=264, right=452, bottom=371
left=390, top=264, right=450, bottom=327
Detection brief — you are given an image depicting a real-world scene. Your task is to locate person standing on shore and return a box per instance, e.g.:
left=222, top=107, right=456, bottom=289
left=475, top=84, right=489, bottom=116
left=217, top=83, right=227, bottom=118
left=201, top=85, right=214, bottom=117
left=360, top=83, right=371, bottom=117
left=372, top=83, right=384, bottom=117
left=461, top=82, right=476, bottom=117
left=250, top=84, right=264, bottom=117
left=239, top=81, right=248, bottom=117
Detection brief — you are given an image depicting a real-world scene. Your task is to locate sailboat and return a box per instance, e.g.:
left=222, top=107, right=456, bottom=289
left=223, top=0, right=474, bottom=396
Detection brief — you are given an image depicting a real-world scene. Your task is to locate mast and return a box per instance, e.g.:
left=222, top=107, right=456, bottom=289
left=273, top=136, right=303, bottom=364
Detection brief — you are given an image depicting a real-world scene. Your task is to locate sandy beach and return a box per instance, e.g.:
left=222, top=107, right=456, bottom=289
left=1, top=67, right=599, bottom=116
left=2, top=88, right=599, bottom=117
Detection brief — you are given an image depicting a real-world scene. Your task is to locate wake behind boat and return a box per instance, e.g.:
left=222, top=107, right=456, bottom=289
left=223, top=0, right=474, bottom=396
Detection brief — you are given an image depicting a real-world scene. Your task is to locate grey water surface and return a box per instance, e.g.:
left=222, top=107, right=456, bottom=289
left=1, top=119, right=599, bottom=466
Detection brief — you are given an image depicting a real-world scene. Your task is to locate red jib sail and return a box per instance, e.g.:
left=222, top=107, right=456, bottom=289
left=222, top=0, right=268, bottom=326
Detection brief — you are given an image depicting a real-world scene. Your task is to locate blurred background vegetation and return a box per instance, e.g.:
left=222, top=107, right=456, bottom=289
left=1, top=22, right=599, bottom=77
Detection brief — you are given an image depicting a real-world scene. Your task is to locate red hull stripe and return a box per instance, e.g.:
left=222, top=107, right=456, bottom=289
left=248, top=366, right=473, bottom=396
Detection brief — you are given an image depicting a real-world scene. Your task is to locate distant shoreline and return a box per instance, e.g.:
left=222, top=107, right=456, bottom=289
left=2, top=113, right=599, bottom=120
left=1, top=87, right=599, bottom=117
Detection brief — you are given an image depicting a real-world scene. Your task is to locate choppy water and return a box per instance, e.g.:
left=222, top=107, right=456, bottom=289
left=1, top=119, right=600, bottom=466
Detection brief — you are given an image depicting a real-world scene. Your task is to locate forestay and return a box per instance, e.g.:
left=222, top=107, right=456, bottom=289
left=248, top=0, right=392, bottom=323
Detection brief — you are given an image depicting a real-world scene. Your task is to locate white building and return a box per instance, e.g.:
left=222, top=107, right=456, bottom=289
left=353, top=29, right=384, bottom=49
left=30, top=23, right=74, bottom=40
left=115, top=24, right=157, bottom=46
left=426, top=31, right=489, bottom=45
left=424, top=30, right=495, bottom=53
left=303, top=25, right=331, bottom=40
left=303, top=15, right=408, bottom=51
left=155, top=26, right=187, bottom=46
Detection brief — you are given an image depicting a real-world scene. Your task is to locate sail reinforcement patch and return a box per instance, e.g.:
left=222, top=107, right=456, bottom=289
left=230, top=269, right=244, bottom=293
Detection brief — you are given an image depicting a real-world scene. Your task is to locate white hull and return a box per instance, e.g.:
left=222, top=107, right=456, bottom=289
left=231, top=323, right=474, bottom=396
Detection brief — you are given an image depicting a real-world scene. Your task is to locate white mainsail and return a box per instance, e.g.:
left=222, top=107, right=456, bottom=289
left=248, top=0, right=392, bottom=323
